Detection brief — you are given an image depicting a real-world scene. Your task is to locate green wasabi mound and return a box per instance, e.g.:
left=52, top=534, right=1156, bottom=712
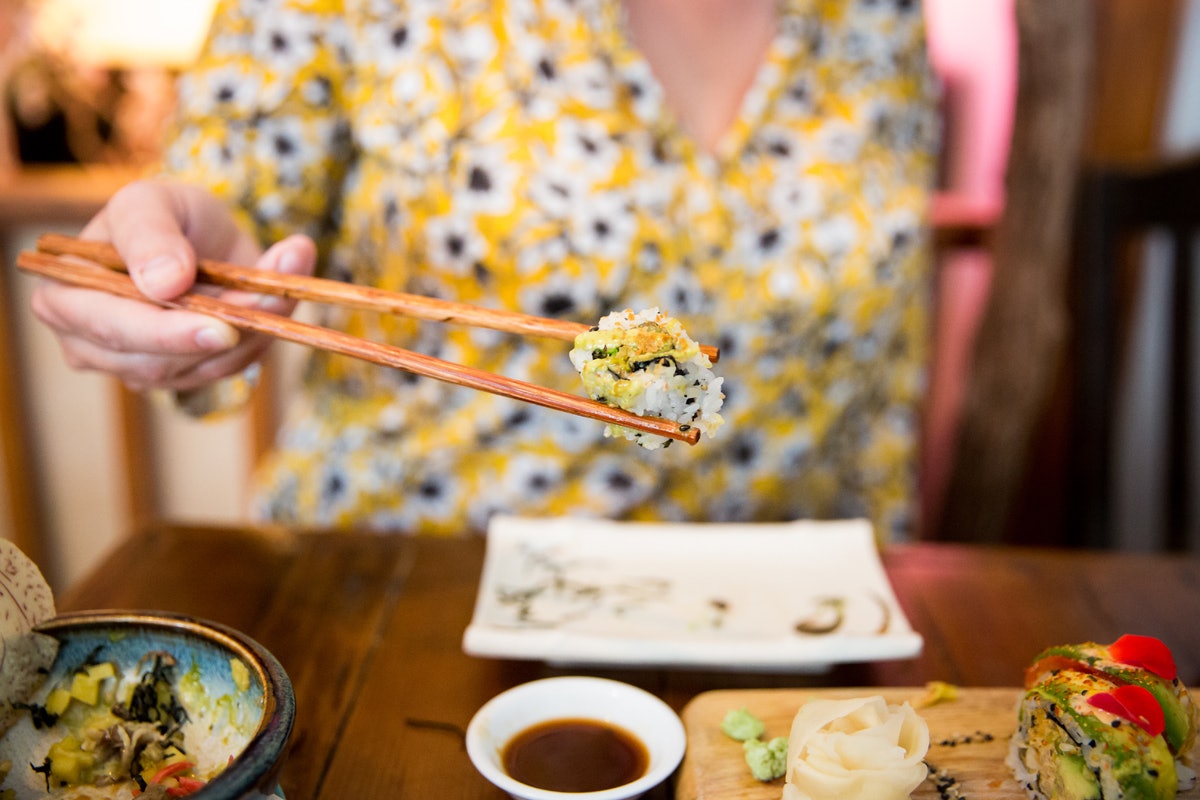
left=720, top=708, right=786, bottom=782
left=743, top=736, right=788, bottom=781
left=720, top=707, right=766, bottom=742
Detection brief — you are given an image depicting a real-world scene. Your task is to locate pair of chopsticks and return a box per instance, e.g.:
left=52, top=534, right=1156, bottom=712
left=20, top=234, right=720, bottom=445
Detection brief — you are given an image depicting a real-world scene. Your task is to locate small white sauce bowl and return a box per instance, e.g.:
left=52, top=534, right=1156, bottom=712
left=466, top=676, right=686, bottom=800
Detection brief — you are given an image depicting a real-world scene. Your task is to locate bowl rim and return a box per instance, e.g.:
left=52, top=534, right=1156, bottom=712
left=33, top=609, right=295, bottom=800
left=465, top=675, right=686, bottom=800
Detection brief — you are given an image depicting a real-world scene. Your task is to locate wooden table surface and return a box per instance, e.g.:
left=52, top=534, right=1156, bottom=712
left=57, top=523, right=1200, bottom=800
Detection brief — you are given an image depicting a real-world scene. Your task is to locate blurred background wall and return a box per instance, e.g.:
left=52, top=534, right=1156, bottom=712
left=2, top=0, right=1200, bottom=592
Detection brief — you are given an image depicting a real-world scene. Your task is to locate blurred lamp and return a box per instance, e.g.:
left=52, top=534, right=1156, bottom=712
left=31, top=0, right=218, bottom=69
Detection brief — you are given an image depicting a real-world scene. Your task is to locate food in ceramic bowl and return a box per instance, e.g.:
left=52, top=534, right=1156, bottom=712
left=0, top=611, right=295, bottom=799
left=466, top=676, right=686, bottom=800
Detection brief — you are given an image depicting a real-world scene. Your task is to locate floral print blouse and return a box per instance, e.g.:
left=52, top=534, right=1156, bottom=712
left=164, top=0, right=939, bottom=539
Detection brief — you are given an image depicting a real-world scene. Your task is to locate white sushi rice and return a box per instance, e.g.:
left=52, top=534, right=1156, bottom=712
left=569, top=308, right=724, bottom=449
left=1006, top=690, right=1198, bottom=799
left=1006, top=695, right=1052, bottom=800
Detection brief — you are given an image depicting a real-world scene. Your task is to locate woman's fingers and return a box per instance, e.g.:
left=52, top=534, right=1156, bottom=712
left=83, top=181, right=202, bottom=301
left=30, top=279, right=239, bottom=357
left=32, top=279, right=275, bottom=392
left=35, top=178, right=320, bottom=393
left=248, top=234, right=319, bottom=315
left=260, top=234, right=318, bottom=278
left=53, top=329, right=269, bottom=393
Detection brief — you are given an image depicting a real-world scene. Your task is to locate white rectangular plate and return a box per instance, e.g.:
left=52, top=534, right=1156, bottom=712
left=462, top=516, right=923, bottom=671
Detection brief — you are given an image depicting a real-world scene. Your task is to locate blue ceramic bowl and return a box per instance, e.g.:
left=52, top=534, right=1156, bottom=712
left=0, top=611, right=294, bottom=799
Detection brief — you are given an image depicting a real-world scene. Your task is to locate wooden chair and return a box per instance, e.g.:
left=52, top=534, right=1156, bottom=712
left=1, top=165, right=279, bottom=587
left=0, top=234, right=48, bottom=570
left=0, top=166, right=125, bottom=584
left=1068, top=152, right=1200, bottom=550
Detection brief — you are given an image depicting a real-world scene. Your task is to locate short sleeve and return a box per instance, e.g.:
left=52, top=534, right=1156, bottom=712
left=157, top=0, right=354, bottom=417
left=162, top=0, right=355, bottom=252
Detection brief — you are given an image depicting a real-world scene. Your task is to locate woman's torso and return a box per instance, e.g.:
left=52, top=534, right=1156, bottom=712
left=166, top=0, right=939, bottom=537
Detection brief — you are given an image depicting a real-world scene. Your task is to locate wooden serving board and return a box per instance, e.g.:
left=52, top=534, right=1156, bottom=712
left=676, top=687, right=1200, bottom=800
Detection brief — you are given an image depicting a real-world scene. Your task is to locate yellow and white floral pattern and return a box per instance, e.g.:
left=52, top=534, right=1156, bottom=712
left=165, top=0, right=939, bottom=538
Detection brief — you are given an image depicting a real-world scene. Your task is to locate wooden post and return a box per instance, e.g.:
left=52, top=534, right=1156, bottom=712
left=0, top=229, right=52, bottom=576
left=937, top=0, right=1095, bottom=543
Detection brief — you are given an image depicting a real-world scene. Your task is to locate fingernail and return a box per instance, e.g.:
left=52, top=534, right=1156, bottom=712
left=277, top=248, right=304, bottom=275
left=256, top=295, right=291, bottom=313
left=195, top=325, right=238, bottom=350
left=141, top=255, right=184, bottom=293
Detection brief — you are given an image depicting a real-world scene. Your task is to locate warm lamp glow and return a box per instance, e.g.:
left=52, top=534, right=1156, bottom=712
left=32, top=0, right=219, bottom=68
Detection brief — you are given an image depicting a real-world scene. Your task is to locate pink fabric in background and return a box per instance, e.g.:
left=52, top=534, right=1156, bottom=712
left=920, top=0, right=1017, bottom=533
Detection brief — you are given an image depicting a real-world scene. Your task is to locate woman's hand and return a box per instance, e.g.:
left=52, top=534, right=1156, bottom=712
left=30, top=179, right=317, bottom=393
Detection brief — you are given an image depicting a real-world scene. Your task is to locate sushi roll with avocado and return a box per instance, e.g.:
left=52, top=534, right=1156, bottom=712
left=569, top=308, right=724, bottom=449
left=1008, top=634, right=1198, bottom=800
left=1025, top=636, right=1197, bottom=757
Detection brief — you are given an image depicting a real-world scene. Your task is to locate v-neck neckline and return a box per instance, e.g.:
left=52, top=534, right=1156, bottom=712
left=595, top=0, right=811, bottom=165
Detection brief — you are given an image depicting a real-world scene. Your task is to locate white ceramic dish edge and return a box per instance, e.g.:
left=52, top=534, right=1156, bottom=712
left=463, top=516, right=923, bottom=671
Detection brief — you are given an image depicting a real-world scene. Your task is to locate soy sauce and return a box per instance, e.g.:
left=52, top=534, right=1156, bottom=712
left=502, top=717, right=649, bottom=793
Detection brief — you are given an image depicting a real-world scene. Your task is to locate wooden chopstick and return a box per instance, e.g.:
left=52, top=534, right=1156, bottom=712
left=17, top=251, right=702, bottom=445
left=36, top=233, right=720, bottom=364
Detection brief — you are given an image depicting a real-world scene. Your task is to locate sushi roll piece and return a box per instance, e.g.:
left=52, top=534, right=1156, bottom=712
left=1024, top=635, right=1197, bottom=757
left=1010, top=669, right=1177, bottom=799
left=569, top=308, right=724, bottom=449
left=1008, top=634, right=1198, bottom=800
